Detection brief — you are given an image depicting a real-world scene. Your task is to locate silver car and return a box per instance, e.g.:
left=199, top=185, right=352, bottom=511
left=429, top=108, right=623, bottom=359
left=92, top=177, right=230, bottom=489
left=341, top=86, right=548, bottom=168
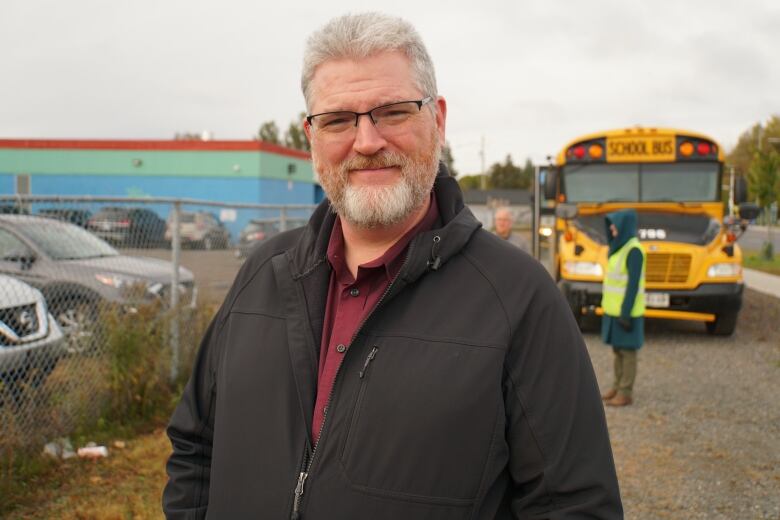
left=0, top=274, right=64, bottom=403
left=0, top=215, right=196, bottom=350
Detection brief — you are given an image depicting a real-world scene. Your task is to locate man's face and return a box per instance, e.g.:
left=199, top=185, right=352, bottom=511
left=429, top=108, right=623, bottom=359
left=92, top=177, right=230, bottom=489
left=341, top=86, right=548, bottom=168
left=494, top=211, right=513, bottom=236
left=304, top=50, right=447, bottom=228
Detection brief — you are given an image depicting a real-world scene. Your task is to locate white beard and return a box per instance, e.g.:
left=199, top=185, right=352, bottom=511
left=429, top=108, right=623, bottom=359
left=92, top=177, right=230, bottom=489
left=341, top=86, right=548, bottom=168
left=315, top=139, right=441, bottom=229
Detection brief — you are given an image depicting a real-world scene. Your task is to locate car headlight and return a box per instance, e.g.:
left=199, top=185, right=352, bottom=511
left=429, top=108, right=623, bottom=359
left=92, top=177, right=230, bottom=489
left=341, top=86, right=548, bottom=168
left=95, top=273, right=142, bottom=289
left=564, top=261, right=603, bottom=277
left=539, top=227, right=553, bottom=237
left=707, top=263, right=741, bottom=278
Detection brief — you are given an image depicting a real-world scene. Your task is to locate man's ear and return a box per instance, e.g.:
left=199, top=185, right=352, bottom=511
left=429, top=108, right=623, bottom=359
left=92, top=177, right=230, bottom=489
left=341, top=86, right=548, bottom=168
left=434, top=96, right=447, bottom=143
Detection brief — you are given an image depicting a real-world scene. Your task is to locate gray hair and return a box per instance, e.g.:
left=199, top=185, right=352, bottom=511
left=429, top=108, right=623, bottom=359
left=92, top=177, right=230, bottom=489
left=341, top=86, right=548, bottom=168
left=301, top=12, right=438, bottom=112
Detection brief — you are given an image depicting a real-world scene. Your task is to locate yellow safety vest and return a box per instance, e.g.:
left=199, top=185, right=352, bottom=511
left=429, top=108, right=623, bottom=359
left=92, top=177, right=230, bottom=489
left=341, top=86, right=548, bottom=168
left=601, top=237, right=646, bottom=317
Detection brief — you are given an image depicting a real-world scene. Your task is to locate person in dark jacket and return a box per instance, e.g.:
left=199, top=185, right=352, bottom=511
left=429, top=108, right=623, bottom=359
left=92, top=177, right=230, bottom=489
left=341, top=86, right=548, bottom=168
left=601, top=209, right=645, bottom=407
left=163, top=12, right=622, bottom=519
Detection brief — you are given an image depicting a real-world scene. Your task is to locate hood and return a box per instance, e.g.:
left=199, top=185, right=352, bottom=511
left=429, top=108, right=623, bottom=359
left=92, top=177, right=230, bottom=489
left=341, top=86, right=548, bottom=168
left=0, top=274, right=43, bottom=306
left=62, top=255, right=194, bottom=283
left=290, top=162, right=482, bottom=283
left=605, top=209, right=638, bottom=255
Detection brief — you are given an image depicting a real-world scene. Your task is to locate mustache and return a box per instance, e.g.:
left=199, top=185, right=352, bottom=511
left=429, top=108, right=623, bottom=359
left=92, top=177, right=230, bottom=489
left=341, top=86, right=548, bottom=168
left=339, top=151, right=409, bottom=172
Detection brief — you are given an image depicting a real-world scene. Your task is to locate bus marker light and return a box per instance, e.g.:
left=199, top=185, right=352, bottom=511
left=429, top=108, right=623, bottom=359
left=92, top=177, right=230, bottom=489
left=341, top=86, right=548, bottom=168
left=558, top=194, right=566, bottom=203
left=679, top=141, right=694, bottom=156
left=697, top=142, right=711, bottom=155
left=564, top=231, right=573, bottom=242
left=726, top=231, right=736, bottom=243
left=589, top=144, right=603, bottom=159
left=573, top=145, right=586, bottom=159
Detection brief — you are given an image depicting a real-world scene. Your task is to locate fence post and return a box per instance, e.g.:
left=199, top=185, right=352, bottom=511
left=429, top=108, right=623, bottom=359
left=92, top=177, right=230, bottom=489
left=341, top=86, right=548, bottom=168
left=280, top=206, right=288, bottom=232
left=170, top=201, right=181, bottom=383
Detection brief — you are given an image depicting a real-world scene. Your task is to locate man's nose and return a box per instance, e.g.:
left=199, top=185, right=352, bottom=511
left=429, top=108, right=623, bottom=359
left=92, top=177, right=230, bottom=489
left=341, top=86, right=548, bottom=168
left=352, top=114, right=387, bottom=156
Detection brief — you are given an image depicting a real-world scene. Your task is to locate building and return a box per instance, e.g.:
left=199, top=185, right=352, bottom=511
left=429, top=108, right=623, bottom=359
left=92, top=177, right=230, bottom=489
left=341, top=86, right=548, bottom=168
left=0, top=138, right=321, bottom=236
left=0, top=138, right=319, bottom=203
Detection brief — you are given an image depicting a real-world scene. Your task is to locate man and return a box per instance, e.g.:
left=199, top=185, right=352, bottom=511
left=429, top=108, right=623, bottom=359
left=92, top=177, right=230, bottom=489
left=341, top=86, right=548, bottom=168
left=493, top=206, right=530, bottom=253
left=164, top=12, right=622, bottom=519
left=601, top=209, right=646, bottom=407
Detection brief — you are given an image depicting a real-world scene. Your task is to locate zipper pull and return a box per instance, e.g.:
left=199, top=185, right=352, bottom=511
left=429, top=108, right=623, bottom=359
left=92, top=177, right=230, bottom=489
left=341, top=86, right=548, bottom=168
left=359, top=346, right=379, bottom=379
left=291, top=471, right=308, bottom=520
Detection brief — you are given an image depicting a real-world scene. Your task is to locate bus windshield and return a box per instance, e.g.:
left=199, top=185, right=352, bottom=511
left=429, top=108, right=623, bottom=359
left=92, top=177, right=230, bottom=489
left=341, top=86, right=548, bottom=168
left=563, top=162, right=720, bottom=203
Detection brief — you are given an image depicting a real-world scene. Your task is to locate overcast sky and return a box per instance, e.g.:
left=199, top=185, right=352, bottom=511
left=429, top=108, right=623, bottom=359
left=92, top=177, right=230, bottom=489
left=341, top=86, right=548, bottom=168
left=2, top=0, right=779, bottom=174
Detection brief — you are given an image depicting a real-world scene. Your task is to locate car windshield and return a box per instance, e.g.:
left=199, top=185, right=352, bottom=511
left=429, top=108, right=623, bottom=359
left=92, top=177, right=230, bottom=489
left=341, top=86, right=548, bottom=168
left=563, top=162, right=720, bottom=203
left=22, top=220, right=119, bottom=260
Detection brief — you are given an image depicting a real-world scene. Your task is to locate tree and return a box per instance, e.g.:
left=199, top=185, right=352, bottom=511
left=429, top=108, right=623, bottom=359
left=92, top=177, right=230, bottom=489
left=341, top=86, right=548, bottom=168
left=257, top=121, right=281, bottom=144
left=458, top=174, right=483, bottom=191
left=749, top=148, right=780, bottom=258
left=441, top=141, right=458, bottom=177
left=488, top=155, right=532, bottom=189
left=284, top=112, right=310, bottom=152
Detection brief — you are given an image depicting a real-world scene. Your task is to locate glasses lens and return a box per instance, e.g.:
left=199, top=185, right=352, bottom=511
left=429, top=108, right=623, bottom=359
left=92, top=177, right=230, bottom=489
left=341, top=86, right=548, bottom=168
left=312, top=112, right=356, bottom=133
left=372, top=102, right=420, bottom=128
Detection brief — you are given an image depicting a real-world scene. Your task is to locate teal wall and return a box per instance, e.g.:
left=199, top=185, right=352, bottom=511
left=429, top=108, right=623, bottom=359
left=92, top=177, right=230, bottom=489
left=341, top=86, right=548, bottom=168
left=0, top=148, right=314, bottom=183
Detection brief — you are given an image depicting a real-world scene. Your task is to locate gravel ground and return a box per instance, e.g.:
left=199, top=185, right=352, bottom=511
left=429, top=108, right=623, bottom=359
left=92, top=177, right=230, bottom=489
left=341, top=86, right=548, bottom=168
left=585, top=288, right=780, bottom=519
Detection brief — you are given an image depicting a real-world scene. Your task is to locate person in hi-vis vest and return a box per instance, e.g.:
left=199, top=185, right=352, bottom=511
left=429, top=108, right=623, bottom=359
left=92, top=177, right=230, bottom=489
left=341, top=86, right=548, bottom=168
left=601, top=208, right=645, bottom=407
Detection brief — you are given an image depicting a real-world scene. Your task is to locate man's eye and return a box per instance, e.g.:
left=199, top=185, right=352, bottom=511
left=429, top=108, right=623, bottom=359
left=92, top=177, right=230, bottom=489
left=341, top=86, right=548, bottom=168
left=319, top=114, right=353, bottom=128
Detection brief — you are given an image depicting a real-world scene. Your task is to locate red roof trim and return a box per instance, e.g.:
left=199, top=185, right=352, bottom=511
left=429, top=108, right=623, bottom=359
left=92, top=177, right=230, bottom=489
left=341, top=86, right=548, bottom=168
left=0, top=139, right=311, bottom=160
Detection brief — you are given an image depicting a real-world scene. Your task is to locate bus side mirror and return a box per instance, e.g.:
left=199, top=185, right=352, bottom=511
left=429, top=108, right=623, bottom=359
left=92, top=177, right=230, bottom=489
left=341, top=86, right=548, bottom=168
left=555, top=203, right=578, bottom=220
left=734, top=176, right=748, bottom=204
left=738, top=202, right=760, bottom=221
left=544, top=168, right=557, bottom=201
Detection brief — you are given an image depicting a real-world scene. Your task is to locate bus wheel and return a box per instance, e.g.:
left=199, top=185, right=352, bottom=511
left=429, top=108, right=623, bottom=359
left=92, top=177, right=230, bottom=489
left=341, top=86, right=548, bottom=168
left=705, top=312, right=738, bottom=336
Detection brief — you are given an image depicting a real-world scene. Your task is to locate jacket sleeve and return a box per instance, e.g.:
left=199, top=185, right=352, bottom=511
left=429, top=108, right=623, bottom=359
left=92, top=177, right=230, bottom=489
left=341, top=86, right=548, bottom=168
left=620, top=248, right=644, bottom=320
left=162, top=315, right=222, bottom=519
left=503, top=276, right=623, bottom=518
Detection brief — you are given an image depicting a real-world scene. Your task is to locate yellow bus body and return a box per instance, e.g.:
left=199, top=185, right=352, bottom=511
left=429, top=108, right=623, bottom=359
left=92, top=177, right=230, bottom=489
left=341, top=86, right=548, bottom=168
left=550, top=127, right=743, bottom=335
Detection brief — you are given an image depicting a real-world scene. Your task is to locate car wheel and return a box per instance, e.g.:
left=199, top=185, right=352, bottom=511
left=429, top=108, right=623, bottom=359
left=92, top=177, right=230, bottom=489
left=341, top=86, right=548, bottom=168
left=52, top=300, right=98, bottom=355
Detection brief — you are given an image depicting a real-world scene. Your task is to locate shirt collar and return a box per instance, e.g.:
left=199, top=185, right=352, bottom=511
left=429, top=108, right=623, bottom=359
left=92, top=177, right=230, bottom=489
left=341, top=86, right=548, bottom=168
left=327, top=192, right=439, bottom=283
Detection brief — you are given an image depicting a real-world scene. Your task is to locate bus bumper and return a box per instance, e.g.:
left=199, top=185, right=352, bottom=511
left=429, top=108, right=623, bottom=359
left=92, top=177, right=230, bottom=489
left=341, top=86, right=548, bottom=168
left=559, top=280, right=744, bottom=322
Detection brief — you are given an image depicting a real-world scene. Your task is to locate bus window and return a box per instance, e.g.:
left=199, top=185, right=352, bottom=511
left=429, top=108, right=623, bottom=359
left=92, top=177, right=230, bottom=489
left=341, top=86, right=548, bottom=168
left=641, top=163, right=719, bottom=202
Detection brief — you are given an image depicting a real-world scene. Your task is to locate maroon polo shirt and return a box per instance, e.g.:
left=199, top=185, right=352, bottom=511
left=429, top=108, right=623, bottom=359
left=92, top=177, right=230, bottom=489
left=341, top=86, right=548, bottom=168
left=311, top=194, right=439, bottom=444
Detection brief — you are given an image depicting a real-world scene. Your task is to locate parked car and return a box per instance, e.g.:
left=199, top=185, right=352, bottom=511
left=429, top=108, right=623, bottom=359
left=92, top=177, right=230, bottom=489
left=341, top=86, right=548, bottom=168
left=87, top=207, right=167, bottom=248
left=165, top=211, right=230, bottom=250
left=0, top=274, right=64, bottom=405
left=235, top=218, right=308, bottom=258
left=38, top=208, right=92, bottom=228
left=0, top=215, right=196, bottom=353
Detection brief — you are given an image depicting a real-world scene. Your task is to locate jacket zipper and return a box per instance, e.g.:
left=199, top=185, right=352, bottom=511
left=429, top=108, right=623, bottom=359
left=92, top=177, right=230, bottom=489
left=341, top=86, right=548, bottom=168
left=288, top=239, right=421, bottom=519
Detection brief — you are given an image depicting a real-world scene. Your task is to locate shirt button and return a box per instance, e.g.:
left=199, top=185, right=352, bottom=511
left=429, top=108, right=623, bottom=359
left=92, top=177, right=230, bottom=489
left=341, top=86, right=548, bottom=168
left=349, top=287, right=360, bottom=297
left=336, top=344, right=347, bottom=353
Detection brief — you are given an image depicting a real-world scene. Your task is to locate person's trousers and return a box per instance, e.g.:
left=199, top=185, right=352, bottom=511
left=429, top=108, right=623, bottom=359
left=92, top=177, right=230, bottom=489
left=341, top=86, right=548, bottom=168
left=612, top=348, right=638, bottom=398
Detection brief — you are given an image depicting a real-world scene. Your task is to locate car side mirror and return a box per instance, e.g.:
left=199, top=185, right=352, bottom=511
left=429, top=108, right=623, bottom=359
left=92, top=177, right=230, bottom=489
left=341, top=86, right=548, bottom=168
left=555, top=203, right=578, bottom=221
left=734, top=176, right=748, bottom=204
left=738, top=202, right=760, bottom=221
left=543, top=168, right=558, bottom=201
left=3, top=248, right=36, bottom=269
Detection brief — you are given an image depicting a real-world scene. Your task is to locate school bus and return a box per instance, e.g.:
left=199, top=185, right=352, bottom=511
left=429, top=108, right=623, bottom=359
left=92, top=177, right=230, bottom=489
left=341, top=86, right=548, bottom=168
left=543, top=127, right=759, bottom=335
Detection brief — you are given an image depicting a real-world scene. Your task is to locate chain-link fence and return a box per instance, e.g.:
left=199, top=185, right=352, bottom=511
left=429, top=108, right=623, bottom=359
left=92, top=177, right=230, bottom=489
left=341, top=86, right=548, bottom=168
left=0, top=195, right=315, bottom=452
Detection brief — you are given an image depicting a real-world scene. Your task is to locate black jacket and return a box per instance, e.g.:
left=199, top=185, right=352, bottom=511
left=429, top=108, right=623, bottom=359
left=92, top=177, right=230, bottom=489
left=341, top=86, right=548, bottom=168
left=164, top=167, right=623, bottom=519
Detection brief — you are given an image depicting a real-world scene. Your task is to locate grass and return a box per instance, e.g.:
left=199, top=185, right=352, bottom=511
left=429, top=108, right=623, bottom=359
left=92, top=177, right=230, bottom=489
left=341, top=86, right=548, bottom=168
left=4, top=426, right=169, bottom=519
left=742, top=250, right=780, bottom=276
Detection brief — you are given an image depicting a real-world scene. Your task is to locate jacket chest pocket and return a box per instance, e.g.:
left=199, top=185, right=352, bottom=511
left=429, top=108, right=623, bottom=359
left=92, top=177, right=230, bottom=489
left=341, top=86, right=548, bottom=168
left=339, top=336, right=503, bottom=504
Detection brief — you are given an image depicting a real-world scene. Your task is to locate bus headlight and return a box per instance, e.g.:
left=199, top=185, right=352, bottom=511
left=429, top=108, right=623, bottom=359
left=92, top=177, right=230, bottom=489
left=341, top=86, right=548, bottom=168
left=707, top=263, right=741, bottom=278
left=564, top=261, right=603, bottom=277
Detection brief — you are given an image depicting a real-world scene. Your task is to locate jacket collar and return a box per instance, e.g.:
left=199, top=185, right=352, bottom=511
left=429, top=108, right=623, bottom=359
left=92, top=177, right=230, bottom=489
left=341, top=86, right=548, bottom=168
left=288, top=162, right=482, bottom=283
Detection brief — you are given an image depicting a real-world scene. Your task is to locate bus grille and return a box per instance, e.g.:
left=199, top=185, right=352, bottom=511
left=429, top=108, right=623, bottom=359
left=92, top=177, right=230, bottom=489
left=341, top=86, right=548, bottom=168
left=646, top=253, right=691, bottom=284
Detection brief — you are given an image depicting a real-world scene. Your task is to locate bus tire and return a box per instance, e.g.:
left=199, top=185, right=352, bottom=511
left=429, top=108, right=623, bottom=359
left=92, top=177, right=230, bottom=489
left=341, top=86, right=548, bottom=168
left=705, top=311, right=738, bottom=336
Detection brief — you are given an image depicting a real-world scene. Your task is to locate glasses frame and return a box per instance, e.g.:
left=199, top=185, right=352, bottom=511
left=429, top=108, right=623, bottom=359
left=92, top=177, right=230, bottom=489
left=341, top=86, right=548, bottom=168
left=306, top=97, right=433, bottom=132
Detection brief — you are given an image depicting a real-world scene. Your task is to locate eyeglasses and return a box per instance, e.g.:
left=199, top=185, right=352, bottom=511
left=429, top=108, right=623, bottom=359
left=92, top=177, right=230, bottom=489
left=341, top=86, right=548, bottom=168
left=306, top=97, right=433, bottom=136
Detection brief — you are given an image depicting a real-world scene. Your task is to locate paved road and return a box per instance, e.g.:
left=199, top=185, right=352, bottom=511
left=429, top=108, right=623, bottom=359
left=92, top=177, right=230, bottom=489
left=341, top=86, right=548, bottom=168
left=738, top=225, right=780, bottom=252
